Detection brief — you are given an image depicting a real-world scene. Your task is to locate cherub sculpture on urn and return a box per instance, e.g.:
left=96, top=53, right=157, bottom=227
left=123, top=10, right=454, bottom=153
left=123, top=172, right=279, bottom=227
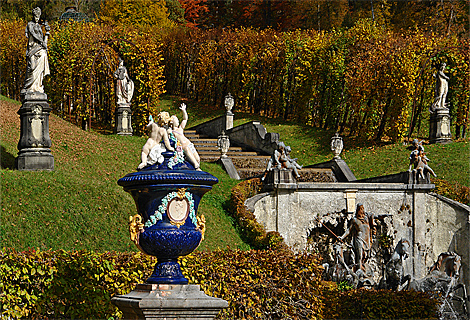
left=113, top=104, right=227, bottom=319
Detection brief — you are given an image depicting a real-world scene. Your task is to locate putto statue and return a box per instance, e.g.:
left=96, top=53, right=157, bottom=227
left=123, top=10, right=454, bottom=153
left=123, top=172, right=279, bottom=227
left=114, top=57, right=134, bottom=105
left=430, top=62, right=449, bottom=112
left=137, top=112, right=174, bottom=170
left=169, top=103, right=201, bottom=171
left=137, top=104, right=201, bottom=171
left=407, top=139, right=436, bottom=180
left=281, top=145, right=302, bottom=178
left=262, top=142, right=302, bottom=180
left=21, top=7, right=50, bottom=95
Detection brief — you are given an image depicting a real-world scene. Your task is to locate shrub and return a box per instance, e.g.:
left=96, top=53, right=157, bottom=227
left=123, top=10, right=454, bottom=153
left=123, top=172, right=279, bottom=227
left=1, top=248, right=440, bottom=319
left=432, top=178, right=470, bottom=206
left=0, top=19, right=165, bottom=135
left=229, top=178, right=285, bottom=249
left=323, top=287, right=439, bottom=320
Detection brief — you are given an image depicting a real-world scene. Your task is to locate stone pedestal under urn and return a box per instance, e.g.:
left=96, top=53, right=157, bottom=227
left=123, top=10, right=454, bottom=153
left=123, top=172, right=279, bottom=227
left=112, top=147, right=228, bottom=319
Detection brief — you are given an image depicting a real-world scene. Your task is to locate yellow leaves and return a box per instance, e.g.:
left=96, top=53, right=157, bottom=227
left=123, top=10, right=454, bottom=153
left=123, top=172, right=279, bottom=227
left=99, top=0, right=174, bottom=30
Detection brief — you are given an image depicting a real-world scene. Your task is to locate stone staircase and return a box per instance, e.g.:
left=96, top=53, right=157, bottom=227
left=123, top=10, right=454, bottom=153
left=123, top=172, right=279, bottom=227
left=186, top=130, right=271, bottom=179
left=186, top=130, right=336, bottom=182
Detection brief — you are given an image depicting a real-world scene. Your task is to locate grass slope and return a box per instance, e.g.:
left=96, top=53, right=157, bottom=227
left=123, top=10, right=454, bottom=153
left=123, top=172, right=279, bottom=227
left=0, top=95, right=248, bottom=252
left=1, top=94, right=468, bottom=252
left=233, top=113, right=469, bottom=188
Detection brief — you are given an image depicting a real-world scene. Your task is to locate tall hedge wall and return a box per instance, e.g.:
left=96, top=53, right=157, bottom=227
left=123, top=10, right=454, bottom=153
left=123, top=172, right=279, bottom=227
left=162, top=21, right=469, bottom=141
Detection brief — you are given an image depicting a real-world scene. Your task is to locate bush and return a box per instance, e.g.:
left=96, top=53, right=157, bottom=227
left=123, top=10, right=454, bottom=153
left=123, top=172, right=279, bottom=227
left=162, top=25, right=469, bottom=142
left=229, top=178, right=285, bottom=249
left=323, top=287, right=439, bottom=320
left=0, top=19, right=166, bottom=135
left=1, top=247, right=440, bottom=319
left=432, top=178, right=470, bottom=206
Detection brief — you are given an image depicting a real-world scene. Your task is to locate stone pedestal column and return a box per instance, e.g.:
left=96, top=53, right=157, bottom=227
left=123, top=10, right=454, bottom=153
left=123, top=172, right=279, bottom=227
left=224, top=93, right=234, bottom=131
left=16, top=92, right=54, bottom=171
left=225, top=111, right=233, bottom=131
left=115, top=103, right=133, bottom=135
left=429, top=108, right=452, bottom=144
left=112, top=284, right=228, bottom=320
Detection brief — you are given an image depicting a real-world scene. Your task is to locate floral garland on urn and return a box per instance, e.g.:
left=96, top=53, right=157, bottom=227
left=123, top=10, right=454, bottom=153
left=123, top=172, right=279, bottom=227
left=144, top=189, right=196, bottom=228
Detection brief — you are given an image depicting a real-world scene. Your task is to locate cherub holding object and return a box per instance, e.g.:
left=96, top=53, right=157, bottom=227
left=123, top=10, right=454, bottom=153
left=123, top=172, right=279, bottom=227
left=137, top=112, right=174, bottom=170
left=169, top=103, right=201, bottom=170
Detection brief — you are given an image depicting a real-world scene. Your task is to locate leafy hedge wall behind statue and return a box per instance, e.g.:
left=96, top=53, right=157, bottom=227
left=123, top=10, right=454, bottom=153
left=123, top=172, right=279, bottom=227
left=0, top=20, right=165, bottom=135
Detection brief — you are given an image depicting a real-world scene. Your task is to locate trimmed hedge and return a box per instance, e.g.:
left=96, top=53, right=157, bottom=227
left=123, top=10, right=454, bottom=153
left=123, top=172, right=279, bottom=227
left=1, top=248, right=439, bottom=319
left=322, top=287, right=438, bottom=320
left=229, top=178, right=285, bottom=249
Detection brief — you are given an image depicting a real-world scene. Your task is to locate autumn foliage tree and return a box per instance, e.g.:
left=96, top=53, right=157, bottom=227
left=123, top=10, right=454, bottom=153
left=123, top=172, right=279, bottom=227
left=1, top=1, right=468, bottom=139
left=161, top=20, right=469, bottom=141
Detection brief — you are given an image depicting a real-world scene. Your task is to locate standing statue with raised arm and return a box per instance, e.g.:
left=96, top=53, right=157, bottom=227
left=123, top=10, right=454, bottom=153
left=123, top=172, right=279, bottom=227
left=169, top=104, right=201, bottom=170
left=430, top=63, right=449, bottom=112
left=340, top=203, right=376, bottom=273
left=21, top=7, right=50, bottom=96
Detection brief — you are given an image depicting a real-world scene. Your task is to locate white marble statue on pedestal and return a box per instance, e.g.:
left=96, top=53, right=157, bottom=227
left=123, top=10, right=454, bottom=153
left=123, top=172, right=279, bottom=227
left=21, top=7, right=50, bottom=95
left=430, top=62, right=449, bottom=112
left=114, top=58, right=134, bottom=105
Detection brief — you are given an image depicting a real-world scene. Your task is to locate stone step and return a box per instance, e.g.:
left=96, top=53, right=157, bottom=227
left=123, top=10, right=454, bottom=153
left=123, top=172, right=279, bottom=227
left=185, top=130, right=209, bottom=139
left=198, top=150, right=258, bottom=156
left=197, top=146, right=243, bottom=151
left=191, top=140, right=218, bottom=145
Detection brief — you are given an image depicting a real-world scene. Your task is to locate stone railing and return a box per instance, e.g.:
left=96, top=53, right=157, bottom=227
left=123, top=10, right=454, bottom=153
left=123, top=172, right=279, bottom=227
left=190, top=117, right=280, bottom=156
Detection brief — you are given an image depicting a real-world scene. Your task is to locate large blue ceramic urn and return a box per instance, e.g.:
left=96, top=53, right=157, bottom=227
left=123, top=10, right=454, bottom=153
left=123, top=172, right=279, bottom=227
left=118, top=151, right=218, bottom=284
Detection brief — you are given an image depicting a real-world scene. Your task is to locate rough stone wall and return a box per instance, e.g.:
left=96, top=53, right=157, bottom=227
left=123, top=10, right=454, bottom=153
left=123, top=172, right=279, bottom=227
left=248, top=183, right=470, bottom=288
left=424, top=193, right=470, bottom=289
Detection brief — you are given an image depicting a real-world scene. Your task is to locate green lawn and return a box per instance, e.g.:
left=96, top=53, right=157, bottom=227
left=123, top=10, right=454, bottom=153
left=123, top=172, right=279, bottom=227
left=1, top=94, right=468, bottom=253
left=233, top=112, right=469, bottom=187
left=0, top=95, right=248, bottom=252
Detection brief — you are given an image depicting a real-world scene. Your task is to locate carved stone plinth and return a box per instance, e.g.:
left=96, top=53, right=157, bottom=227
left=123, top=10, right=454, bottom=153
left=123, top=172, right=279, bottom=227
left=115, top=103, right=133, bottom=135
left=263, top=168, right=297, bottom=190
left=111, top=284, right=228, bottom=320
left=429, top=108, right=452, bottom=144
left=16, top=92, right=54, bottom=171
left=408, top=170, right=431, bottom=184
